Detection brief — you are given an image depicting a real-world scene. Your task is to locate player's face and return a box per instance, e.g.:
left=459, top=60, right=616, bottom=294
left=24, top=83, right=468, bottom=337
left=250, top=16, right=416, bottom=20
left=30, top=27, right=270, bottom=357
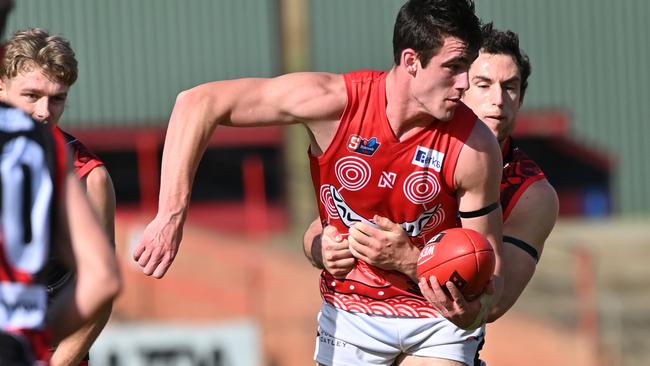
left=411, top=36, right=473, bottom=122
left=0, top=66, right=69, bottom=125
left=462, top=52, right=522, bottom=144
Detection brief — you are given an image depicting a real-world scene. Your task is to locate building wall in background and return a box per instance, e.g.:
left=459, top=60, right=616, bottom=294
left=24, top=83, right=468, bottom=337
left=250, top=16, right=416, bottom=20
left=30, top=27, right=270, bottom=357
left=5, top=0, right=648, bottom=215
left=310, top=0, right=649, bottom=216
left=4, top=0, right=279, bottom=127
left=475, top=0, right=650, bottom=216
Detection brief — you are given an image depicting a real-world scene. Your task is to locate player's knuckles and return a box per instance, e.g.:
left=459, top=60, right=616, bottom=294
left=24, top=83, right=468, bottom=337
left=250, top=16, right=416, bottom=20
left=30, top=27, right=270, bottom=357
left=323, top=225, right=339, bottom=236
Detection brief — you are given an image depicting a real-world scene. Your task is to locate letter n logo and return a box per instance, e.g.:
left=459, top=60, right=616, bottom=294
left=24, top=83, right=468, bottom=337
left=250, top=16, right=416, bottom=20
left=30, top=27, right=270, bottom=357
left=378, top=171, right=396, bottom=188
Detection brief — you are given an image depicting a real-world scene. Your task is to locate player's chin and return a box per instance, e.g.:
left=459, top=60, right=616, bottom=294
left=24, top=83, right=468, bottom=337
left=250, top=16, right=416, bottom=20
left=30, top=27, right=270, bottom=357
left=435, top=105, right=459, bottom=122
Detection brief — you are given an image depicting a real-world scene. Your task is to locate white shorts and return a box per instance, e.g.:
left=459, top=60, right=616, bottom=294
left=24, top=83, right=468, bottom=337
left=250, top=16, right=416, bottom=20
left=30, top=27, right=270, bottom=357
left=314, top=303, right=484, bottom=366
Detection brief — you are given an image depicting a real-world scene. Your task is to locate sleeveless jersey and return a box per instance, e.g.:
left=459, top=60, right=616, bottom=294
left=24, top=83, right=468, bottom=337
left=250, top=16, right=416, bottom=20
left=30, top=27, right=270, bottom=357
left=500, top=137, right=545, bottom=221
left=42, top=129, right=105, bottom=298
left=0, top=103, right=67, bottom=364
left=309, top=70, right=478, bottom=318
left=59, top=128, right=104, bottom=179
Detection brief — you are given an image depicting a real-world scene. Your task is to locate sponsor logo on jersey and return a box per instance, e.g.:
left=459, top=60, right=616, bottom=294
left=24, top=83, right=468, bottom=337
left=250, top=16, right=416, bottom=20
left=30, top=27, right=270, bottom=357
left=0, top=283, right=47, bottom=328
left=347, top=135, right=381, bottom=156
left=412, top=146, right=444, bottom=172
left=378, top=171, right=397, bottom=188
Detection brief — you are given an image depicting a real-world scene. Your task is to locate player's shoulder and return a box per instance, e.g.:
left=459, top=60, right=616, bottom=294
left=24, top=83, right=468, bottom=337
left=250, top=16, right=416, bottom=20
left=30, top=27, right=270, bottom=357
left=513, top=178, right=559, bottom=223
left=270, top=72, right=348, bottom=121
left=84, top=165, right=114, bottom=192
left=275, top=71, right=346, bottom=95
left=462, top=119, right=501, bottom=163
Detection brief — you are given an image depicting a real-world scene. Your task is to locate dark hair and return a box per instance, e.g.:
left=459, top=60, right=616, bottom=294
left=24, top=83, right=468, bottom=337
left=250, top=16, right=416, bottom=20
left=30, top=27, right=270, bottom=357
left=480, top=22, right=532, bottom=100
left=393, top=0, right=482, bottom=68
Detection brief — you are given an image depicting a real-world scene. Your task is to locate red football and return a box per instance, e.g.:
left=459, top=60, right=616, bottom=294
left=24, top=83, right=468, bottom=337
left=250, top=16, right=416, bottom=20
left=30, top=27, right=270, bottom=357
left=416, top=228, right=495, bottom=300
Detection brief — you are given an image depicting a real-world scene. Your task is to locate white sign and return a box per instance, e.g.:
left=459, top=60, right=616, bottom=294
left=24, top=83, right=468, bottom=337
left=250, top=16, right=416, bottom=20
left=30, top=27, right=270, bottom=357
left=90, top=320, right=261, bottom=366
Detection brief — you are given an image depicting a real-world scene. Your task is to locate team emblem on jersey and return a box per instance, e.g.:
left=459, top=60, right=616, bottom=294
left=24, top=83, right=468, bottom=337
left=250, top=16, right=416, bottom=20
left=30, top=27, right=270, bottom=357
left=412, top=146, right=445, bottom=172
left=347, top=134, right=381, bottom=156
left=378, top=171, right=397, bottom=188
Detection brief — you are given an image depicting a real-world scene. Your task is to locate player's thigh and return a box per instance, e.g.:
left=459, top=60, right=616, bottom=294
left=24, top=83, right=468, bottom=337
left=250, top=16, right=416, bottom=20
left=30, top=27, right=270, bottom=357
left=314, top=303, right=400, bottom=366
left=396, top=354, right=467, bottom=366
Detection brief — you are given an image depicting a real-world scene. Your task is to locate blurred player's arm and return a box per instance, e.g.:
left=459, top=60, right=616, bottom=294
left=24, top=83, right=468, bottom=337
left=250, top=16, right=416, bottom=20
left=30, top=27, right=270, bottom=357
left=135, top=72, right=347, bottom=278
left=50, top=166, right=117, bottom=366
left=487, top=179, right=558, bottom=322
left=47, top=167, right=121, bottom=344
left=419, top=120, right=503, bottom=329
left=303, top=217, right=355, bottom=278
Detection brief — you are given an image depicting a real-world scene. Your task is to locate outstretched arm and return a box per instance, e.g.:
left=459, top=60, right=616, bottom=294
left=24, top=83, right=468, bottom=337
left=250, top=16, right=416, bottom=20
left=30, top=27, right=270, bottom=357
left=487, top=179, right=558, bottom=322
left=50, top=166, right=117, bottom=366
left=134, top=73, right=347, bottom=278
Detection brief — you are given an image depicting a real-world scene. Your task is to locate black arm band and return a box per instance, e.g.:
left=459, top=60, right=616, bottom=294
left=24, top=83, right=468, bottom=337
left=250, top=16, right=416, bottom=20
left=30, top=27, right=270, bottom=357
left=457, top=201, right=500, bottom=219
left=503, top=235, right=539, bottom=263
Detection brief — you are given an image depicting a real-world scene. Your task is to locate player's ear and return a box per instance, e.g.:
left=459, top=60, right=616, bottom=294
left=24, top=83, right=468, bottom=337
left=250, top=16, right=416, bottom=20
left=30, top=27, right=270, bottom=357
left=401, top=49, right=418, bottom=77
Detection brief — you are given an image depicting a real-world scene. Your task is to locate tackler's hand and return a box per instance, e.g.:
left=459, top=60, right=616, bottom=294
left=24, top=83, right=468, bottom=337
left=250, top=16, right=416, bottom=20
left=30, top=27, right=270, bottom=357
left=321, top=225, right=355, bottom=279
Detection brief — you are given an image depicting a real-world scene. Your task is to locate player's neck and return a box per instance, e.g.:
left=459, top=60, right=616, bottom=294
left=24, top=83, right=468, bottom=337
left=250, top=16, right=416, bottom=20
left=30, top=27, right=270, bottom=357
left=385, top=69, right=433, bottom=140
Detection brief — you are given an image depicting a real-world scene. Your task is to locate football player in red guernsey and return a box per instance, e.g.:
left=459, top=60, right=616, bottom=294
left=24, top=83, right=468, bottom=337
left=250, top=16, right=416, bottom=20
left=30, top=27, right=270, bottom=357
left=135, top=1, right=505, bottom=365
left=0, top=28, right=116, bottom=366
left=304, top=23, right=559, bottom=365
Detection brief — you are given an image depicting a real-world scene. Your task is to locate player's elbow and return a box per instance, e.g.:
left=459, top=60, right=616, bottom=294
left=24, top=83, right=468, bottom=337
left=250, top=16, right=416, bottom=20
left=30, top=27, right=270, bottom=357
left=96, top=261, right=122, bottom=303
left=87, top=250, right=122, bottom=305
left=176, top=84, right=213, bottom=109
left=486, top=302, right=510, bottom=323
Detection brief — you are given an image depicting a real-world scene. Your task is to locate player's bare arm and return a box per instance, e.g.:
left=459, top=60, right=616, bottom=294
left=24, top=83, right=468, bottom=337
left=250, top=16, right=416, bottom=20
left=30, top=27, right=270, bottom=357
left=50, top=166, right=117, bottom=366
left=135, top=72, right=347, bottom=278
left=487, top=179, right=558, bottom=322
left=82, top=166, right=117, bottom=244
left=419, top=120, right=503, bottom=329
left=303, top=218, right=325, bottom=269
left=47, top=168, right=121, bottom=343
left=303, top=218, right=356, bottom=279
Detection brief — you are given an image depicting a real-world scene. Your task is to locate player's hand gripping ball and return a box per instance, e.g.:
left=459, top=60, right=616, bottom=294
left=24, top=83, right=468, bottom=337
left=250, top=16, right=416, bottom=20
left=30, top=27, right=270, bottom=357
left=417, top=228, right=495, bottom=301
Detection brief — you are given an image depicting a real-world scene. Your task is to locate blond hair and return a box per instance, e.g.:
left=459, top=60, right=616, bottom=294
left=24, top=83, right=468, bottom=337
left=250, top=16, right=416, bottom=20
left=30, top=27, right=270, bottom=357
left=1, top=27, right=77, bottom=86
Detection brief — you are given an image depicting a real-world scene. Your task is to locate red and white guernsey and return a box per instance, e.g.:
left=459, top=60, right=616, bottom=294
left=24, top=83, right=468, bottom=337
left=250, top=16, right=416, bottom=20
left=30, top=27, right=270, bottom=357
left=0, top=104, right=67, bottom=364
left=309, top=70, right=478, bottom=318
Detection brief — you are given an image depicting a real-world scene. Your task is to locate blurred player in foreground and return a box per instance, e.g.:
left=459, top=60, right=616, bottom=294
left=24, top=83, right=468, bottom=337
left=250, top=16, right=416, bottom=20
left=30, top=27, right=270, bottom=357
left=303, top=22, right=559, bottom=364
left=0, top=28, right=117, bottom=365
left=0, top=102, right=120, bottom=365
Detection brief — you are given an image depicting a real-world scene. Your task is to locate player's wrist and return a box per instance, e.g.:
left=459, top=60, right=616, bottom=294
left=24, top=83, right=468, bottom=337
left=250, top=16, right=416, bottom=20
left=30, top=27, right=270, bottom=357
left=462, top=292, right=493, bottom=330
left=400, top=245, right=420, bottom=281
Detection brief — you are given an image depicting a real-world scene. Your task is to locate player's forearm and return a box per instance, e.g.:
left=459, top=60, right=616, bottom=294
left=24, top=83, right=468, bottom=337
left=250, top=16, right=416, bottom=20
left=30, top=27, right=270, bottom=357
left=50, top=302, right=112, bottom=366
left=303, top=219, right=324, bottom=269
left=401, top=252, right=420, bottom=282
left=157, top=88, right=224, bottom=218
